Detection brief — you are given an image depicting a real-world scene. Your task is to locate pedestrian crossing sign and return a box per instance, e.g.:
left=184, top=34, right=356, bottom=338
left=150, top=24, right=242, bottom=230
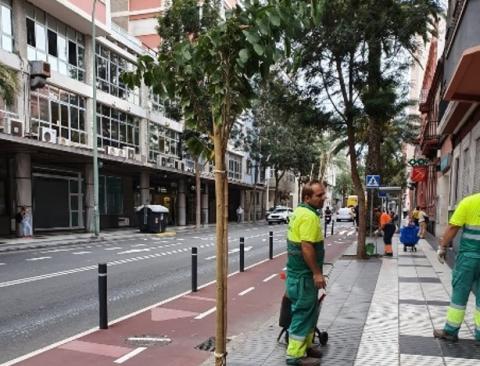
left=366, top=175, right=380, bottom=188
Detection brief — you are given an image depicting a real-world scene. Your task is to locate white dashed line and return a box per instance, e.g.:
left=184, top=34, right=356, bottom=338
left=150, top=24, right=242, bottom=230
left=72, top=251, right=91, bottom=255
left=194, top=306, right=216, bottom=320
left=238, top=287, right=255, bottom=296
left=104, top=247, right=122, bottom=251
left=117, top=249, right=151, bottom=255
left=0, top=263, right=5, bottom=266
left=114, top=347, right=147, bottom=364
left=263, top=274, right=277, bottom=282
left=41, top=248, right=74, bottom=253
left=25, top=257, right=51, bottom=261
left=131, top=244, right=146, bottom=247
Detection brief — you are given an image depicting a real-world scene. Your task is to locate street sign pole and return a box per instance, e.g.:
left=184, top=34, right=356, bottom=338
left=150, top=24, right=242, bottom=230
left=369, top=189, right=373, bottom=238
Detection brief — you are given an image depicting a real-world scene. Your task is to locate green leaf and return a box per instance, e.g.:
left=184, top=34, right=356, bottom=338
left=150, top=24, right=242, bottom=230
left=253, top=43, right=264, bottom=56
left=243, top=29, right=260, bottom=44
left=270, top=15, right=281, bottom=27
left=239, top=48, right=249, bottom=63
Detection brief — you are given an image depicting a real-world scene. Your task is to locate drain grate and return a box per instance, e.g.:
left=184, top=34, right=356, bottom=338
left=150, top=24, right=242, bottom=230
left=126, top=335, right=171, bottom=348
left=195, top=336, right=231, bottom=352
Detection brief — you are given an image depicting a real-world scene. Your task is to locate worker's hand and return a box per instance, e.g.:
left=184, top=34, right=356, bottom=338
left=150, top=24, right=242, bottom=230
left=313, top=273, right=326, bottom=289
left=437, top=247, right=447, bottom=264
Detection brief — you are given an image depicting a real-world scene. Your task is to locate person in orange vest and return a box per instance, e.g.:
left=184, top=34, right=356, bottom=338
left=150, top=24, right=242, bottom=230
left=380, top=209, right=395, bottom=256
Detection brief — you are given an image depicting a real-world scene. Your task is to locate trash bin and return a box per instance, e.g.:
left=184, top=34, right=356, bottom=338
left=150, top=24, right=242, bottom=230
left=365, top=242, right=375, bottom=256
left=136, top=205, right=169, bottom=233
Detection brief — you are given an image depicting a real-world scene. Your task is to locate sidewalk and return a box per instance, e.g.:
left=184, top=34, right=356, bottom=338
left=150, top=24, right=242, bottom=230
left=205, top=234, right=480, bottom=366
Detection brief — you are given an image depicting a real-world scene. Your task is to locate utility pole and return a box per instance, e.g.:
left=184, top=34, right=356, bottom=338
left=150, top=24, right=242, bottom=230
left=91, top=0, right=100, bottom=236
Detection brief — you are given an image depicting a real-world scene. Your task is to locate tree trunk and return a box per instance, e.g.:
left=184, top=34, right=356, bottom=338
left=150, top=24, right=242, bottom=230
left=195, top=159, right=201, bottom=229
left=213, top=124, right=227, bottom=366
left=346, top=123, right=366, bottom=259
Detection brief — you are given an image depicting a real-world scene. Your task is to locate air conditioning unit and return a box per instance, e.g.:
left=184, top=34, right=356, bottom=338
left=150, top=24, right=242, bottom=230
left=157, top=154, right=166, bottom=167
left=124, top=147, right=135, bottom=160
left=106, top=146, right=120, bottom=156
left=166, top=157, right=175, bottom=168
left=58, top=137, right=71, bottom=146
left=40, top=127, right=57, bottom=143
left=118, top=147, right=127, bottom=158
left=186, top=166, right=194, bottom=173
left=5, top=118, right=24, bottom=137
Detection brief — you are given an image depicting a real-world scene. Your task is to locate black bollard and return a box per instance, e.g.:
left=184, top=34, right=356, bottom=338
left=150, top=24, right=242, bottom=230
left=98, top=263, right=108, bottom=329
left=240, top=237, right=245, bottom=272
left=331, top=220, right=335, bottom=236
left=192, top=247, right=198, bottom=292
left=269, top=231, right=273, bottom=259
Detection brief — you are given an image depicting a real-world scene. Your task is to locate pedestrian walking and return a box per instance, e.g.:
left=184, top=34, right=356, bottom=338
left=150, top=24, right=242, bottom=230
left=285, top=180, right=326, bottom=366
left=418, top=208, right=428, bottom=239
left=434, top=193, right=480, bottom=342
left=236, top=205, right=244, bottom=223
left=380, top=209, right=394, bottom=256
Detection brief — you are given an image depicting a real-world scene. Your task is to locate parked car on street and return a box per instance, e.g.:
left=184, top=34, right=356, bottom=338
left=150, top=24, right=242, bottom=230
left=266, top=206, right=293, bottom=225
left=336, top=207, right=353, bottom=222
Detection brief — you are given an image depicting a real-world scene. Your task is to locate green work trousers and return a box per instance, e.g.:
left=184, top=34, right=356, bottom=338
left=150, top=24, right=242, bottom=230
left=444, top=253, right=480, bottom=339
left=286, top=275, right=319, bottom=361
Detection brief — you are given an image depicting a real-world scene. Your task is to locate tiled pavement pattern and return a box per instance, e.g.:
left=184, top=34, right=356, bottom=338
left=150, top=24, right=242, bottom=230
left=202, top=236, right=480, bottom=365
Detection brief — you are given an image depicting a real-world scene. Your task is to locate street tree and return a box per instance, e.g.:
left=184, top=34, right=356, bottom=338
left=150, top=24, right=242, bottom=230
left=123, top=0, right=309, bottom=363
left=357, top=0, right=441, bottom=177
left=0, top=62, right=17, bottom=106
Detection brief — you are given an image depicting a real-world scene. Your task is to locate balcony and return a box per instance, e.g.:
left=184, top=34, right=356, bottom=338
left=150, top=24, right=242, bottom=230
left=419, top=120, right=440, bottom=156
left=419, top=88, right=430, bottom=113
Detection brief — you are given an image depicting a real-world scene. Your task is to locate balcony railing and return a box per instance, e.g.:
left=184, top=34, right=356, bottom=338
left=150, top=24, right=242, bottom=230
left=419, top=120, right=440, bottom=155
left=419, top=88, right=430, bottom=113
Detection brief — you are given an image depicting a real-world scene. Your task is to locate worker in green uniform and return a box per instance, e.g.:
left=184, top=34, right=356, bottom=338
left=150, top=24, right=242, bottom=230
left=285, top=180, right=326, bottom=366
left=434, top=193, right=480, bottom=342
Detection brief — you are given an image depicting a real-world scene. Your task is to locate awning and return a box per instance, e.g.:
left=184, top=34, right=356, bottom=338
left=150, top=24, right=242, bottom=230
left=445, top=45, right=480, bottom=101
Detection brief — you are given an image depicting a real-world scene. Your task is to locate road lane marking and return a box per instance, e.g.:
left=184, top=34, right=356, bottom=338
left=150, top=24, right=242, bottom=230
left=0, top=263, right=5, bottom=266
left=194, top=306, right=216, bottom=320
left=117, top=248, right=151, bottom=254
left=238, top=287, right=255, bottom=296
left=72, top=251, right=91, bottom=255
left=104, top=247, right=122, bottom=251
left=41, top=248, right=74, bottom=253
left=25, top=256, right=51, bottom=261
left=263, top=274, right=277, bottom=282
left=131, top=244, right=147, bottom=247
left=114, top=347, right=147, bottom=364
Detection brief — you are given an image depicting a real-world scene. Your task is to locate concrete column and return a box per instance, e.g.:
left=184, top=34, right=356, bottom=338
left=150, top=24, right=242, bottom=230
left=140, top=171, right=150, bottom=205
left=177, top=179, right=186, bottom=226
left=139, top=118, right=149, bottom=163
left=201, top=182, right=209, bottom=225
left=85, top=164, right=95, bottom=232
left=84, top=35, right=94, bottom=147
left=15, top=153, right=32, bottom=234
left=12, top=0, right=29, bottom=129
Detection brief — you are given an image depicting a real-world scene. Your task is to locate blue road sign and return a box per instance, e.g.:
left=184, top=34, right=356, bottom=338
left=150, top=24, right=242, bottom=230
left=378, top=191, right=387, bottom=198
left=366, top=175, right=380, bottom=188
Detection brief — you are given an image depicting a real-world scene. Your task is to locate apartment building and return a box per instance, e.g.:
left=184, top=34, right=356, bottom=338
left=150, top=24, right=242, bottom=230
left=0, top=0, right=263, bottom=236
left=414, top=0, right=480, bottom=237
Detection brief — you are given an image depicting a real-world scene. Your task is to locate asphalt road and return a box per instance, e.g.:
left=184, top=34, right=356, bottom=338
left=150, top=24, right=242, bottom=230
left=0, top=220, right=356, bottom=364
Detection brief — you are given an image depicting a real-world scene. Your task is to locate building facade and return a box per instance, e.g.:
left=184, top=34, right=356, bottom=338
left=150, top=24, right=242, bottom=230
left=414, top=0, right=480, bottom=240
left=0, top=0, right=262, bottom=236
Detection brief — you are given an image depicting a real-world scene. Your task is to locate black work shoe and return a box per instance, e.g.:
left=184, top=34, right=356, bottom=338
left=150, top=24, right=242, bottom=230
left=306, top=346, right=323, bottom=358
left=433, top=329, right=458, bottom=342
left=286, top=357, right=321, bottom=366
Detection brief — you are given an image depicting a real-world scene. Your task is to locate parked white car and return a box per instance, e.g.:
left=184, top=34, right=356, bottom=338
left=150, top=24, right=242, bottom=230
left=336, top=207, right=353, bottom=222
left=266, top=207, right=293, bottom=225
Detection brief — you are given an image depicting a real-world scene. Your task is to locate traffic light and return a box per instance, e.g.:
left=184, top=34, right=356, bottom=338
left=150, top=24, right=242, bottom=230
left=29, top=61, right=50, bottom=91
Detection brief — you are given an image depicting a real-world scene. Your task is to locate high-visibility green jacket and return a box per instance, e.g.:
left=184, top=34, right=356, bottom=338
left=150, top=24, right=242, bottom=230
left=450, top=193, right=480, bottom=258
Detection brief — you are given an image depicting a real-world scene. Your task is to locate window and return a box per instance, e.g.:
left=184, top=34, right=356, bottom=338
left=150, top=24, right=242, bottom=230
left=96, top=44, right=139, bottom=104
left=26, top=3, right=85, bottom=81
left=148, top=123, right=181, bottom=162
left=96, top=103, right=140, bottom=152
left=30, top=85, right=87, bottom=144
left=0, top=1, right=13, bottom=52
left=227, top=154, right=242, bottom=180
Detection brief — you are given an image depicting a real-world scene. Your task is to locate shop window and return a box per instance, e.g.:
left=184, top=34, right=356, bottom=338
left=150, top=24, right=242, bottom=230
left=99, top=175, right=123, bottom=215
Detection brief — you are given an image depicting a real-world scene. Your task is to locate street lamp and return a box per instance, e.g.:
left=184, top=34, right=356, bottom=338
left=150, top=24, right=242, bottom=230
left=91, top=0, right=100, bottom=236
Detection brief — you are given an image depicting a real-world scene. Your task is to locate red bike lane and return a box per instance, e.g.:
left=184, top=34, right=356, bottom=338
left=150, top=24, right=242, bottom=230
left=4, top=229, right=355, bottom=366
